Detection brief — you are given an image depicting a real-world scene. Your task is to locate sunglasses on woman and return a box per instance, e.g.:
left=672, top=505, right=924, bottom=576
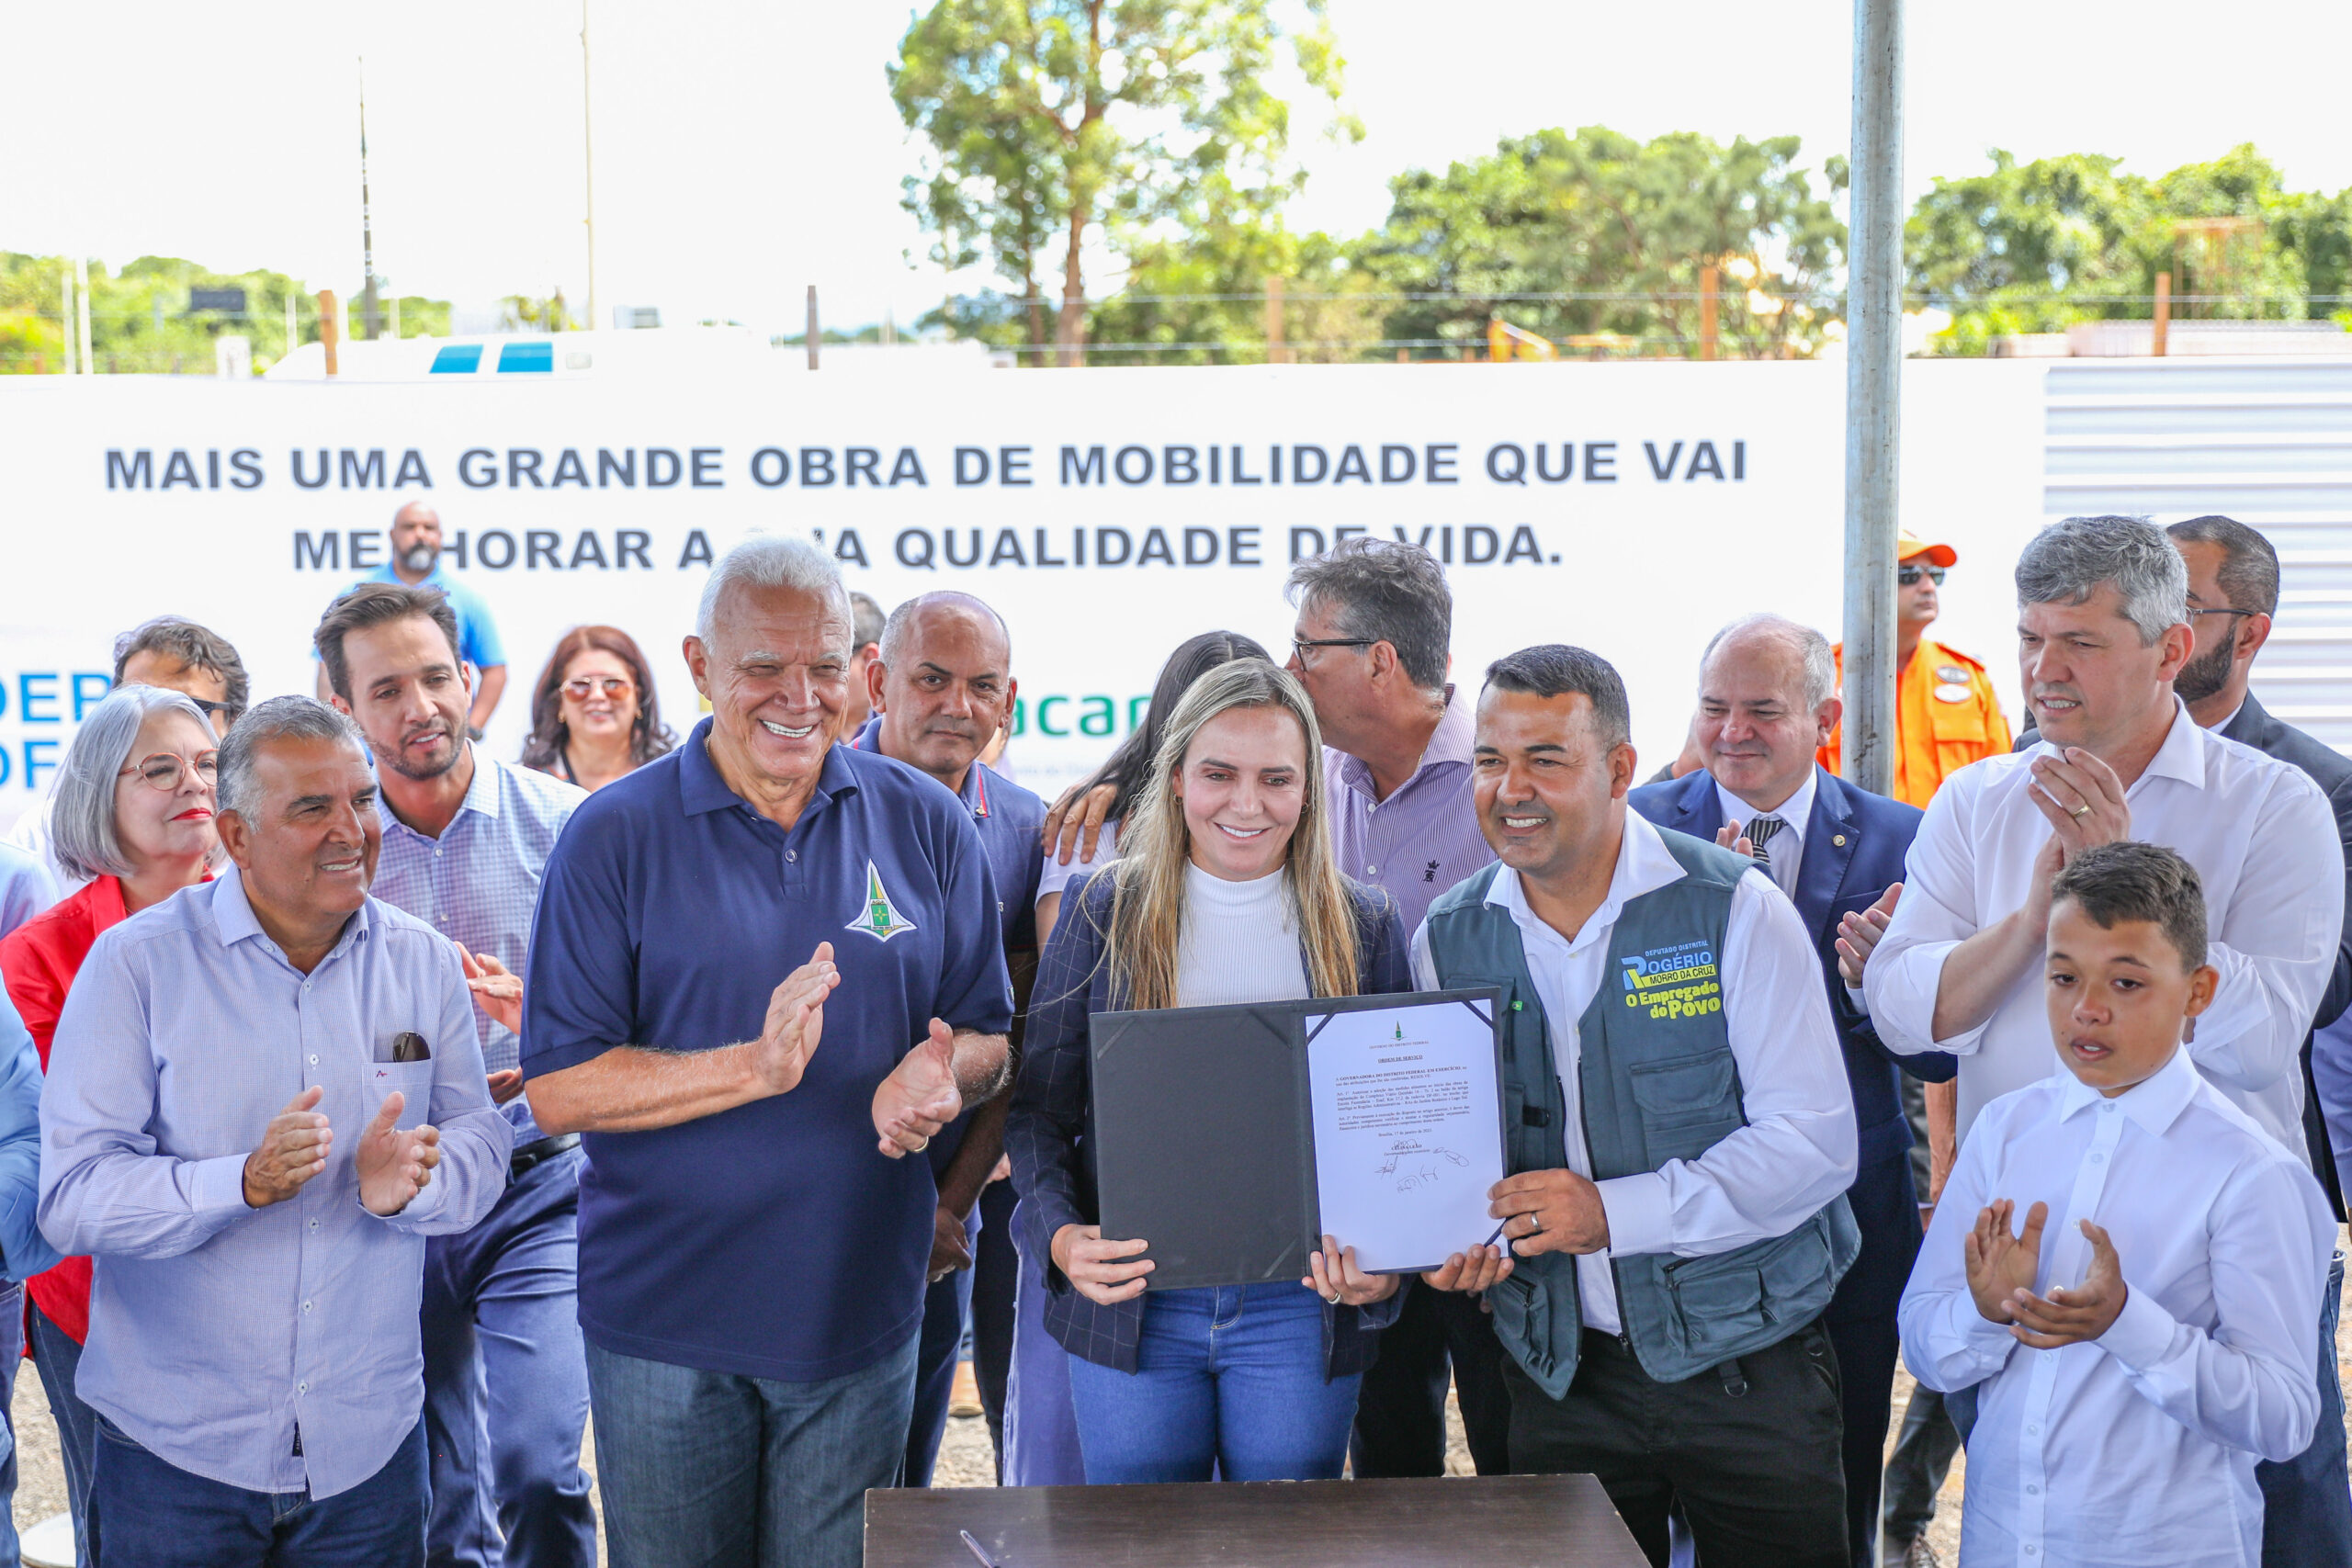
left=562, top=677, right=635, bottom=701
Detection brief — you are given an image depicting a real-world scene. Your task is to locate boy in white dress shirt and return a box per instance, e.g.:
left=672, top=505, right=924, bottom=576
left=1899, top=841, right=2334, bottom=1568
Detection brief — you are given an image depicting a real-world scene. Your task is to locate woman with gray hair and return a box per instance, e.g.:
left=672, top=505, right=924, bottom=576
left=0, top=683, right=220, bottom=1568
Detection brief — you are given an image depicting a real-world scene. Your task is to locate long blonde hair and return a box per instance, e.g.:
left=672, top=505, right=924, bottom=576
left=1104, top=659, right=1363, bottom=1010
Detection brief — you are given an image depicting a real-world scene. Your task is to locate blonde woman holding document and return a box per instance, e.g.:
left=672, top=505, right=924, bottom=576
left=1008, top=659, right=1487, bottom=1483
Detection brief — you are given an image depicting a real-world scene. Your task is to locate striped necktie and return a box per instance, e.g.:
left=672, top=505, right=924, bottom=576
left=1744, top=816, right=1786, bottom=868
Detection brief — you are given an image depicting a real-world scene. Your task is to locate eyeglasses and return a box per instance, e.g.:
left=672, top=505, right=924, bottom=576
left=119, top=750, right=219, bottom=792
left=185, top=696, right=233, bottom=717
left=2189, top=606, right=2255, bottom=623
left=1290, top=637, right=1375, bottom=666
left=562, top=677, right=634, bottom=701
left=1897, top=565, right=1947, bottom=587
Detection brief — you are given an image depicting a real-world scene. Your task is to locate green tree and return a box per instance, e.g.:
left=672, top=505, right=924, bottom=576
left=1350, top=126, right=1847, bottom=359
left=1905, top=144, right=2352, bottom=353
left=1086, top=213, right=1380, bottom=364
left=890, top=0, right=1356, bottom=365
left=0, top=252, right=449, bottom=374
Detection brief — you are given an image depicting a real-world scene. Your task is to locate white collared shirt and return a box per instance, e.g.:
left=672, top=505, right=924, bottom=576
left=1865, top=699, right=2343, bottom=1151
left=1898, top=1047, right=2333, bottom=1568
left=1712, top=767, right=1818, bottom=898
left=1409, top=811, right=1856, bottom=1334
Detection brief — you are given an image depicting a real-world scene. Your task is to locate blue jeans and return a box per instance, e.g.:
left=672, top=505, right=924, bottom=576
left=0, top=1280, right=24, bottom=1567
left=584, top=1332, right=918, bottom=1568
left=28, top=1299, right=92, bottom=1568
left=1065, top=1281, right=1362, bottom=1483
left=2257, top=1248, right=2352, bottom=1567
left=421, top=1145, right=595, bottom=1568
left=92, top=1414, right=427, bottom=1568
left=900, top=1210, right=979, bottom=1487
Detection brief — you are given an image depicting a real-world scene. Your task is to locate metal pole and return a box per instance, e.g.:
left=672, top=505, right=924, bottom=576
left=1840, top=0, right=1904, bottom=797
left=582, top=0, right=598, bottom=330
left=807, top=286, right=820, bottom=369
left=74, top=257, right=93, bottom=374
left=359, top=59, right=379, bottom=340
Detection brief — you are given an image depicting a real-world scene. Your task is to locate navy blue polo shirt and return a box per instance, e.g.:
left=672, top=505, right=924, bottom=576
left=522, top=719, right=1013, bottom=1382
left=848, top=715, right=1044, bottom=1177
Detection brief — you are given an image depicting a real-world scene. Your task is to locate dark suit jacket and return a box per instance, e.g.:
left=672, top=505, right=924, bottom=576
left=1006, top=868, right=1411, bottom=1377
left=2022, top=696, right=2352, bottom=1216
left=2225, top=694, right=2352, bottom=1219
left=1627, top=766, right=1954, bottom=1319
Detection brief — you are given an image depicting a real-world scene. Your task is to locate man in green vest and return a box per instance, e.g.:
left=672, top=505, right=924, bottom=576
left=1415, top=644, right=1860, bottom=1568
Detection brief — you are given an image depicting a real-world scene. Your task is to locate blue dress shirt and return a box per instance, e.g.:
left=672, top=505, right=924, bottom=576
left=38, top=868, right=513, bottom=1498
left=523, top=720, right=1014, bottom=1382
left=0, top=993, right=58, bottom=1283
left=0, top=844, right=57, bottom=939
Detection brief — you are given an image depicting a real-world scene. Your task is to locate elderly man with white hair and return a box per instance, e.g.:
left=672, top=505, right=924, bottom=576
left=521, top=537, right=1014, bottom=1568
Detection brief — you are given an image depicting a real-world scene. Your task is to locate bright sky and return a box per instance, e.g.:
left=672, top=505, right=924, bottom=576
left=7, top=0, right=2349, bottom=337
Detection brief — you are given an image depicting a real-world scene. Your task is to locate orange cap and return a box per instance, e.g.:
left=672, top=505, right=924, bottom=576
left=1898, top=532, right=1957, bottom=568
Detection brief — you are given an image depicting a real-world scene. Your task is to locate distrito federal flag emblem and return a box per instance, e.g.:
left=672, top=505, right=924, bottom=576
left=848, top=861, right=920, bottom=942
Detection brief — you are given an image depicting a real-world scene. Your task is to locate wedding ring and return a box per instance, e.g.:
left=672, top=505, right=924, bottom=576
left=1526, top=1216, right=1543, bottom=1235
left=2068, top=804, right=2091, bottom=818
left=912, top=1135, right=930, bottom=1152
left=1324, top=1292, right=1342, bottom=1305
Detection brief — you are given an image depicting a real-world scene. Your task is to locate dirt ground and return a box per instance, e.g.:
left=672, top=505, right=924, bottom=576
left=14, top=1224, right=2348, bottom=1564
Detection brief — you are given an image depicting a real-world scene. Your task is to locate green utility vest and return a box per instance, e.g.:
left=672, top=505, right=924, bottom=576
left=1424, top=829, right=1858, bottom=1399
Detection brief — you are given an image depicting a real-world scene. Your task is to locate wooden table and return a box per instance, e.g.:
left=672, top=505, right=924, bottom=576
left=865, top=1474, right=1647, bottom=1567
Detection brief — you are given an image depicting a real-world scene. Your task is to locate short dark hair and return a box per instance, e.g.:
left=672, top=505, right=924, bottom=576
left=112, top=617, right=249, bottom=724
left=2167, top=515, right=2280, bottom=616
left=850, top=591, right=887, bottom=655
left=2048, top=840, right=2208, bottom=973
left=313, top=582, right=463, bottom=701
left=1285, top=538, right=1451, bottom=689
left=1481, top=645, right=1632, bottom=749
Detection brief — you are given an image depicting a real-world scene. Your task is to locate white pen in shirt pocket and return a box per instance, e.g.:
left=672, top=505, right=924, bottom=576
left=368, top=1032, right=435, bottom=1132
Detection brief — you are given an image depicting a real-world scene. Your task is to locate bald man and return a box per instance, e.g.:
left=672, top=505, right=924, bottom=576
left=1629, top=615, right=1950, bottom=1568
left=317, top=502, right=508, bottom=732
left=848, top=592, right=1044, bottom=1484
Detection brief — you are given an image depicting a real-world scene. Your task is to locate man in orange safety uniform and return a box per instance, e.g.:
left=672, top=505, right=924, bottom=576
left=1817, top=532, right=2011, bottom=807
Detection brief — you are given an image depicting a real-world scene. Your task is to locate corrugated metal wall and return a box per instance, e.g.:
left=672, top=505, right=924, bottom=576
left=2043, top=359, right=2352, bottom=751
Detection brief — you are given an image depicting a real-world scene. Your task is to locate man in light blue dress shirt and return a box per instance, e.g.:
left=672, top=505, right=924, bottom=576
left=38, top=696, right=511, bottom=1568
left=0, top=990, right=62, bottom=1568
left=319, top=581, right=595, bottom=1568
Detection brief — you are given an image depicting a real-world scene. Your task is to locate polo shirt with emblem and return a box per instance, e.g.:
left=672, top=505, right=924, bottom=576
left=847, top=715, right=1045, bottom=1175
left=521, top=718, right=1014, bottom=1382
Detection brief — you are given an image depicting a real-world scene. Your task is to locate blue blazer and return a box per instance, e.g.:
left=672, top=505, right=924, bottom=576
left=1628, top=767, right=1951, bottom=1321
left=1006, top=867, right=1410, bottom=1378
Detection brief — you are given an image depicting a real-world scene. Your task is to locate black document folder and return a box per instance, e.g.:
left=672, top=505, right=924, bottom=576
left=1089, top=987, right=1502, bottom=1292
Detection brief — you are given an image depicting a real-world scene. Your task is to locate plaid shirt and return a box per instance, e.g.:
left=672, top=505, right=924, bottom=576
left=371, top=751, right=584, bottom=1089
left=1007, top=868, right=1412, bottom=1376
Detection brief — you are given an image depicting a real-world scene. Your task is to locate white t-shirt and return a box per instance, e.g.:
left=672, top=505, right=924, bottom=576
left=1035, top=818, right=1120, bottom=904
